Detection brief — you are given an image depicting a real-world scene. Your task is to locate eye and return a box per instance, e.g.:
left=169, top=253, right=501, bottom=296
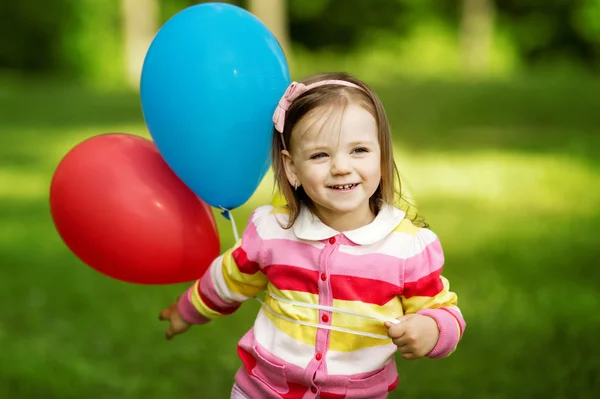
left=310, top=152, right=328, bottom=160
left=352, top=147, right=369, bottom=154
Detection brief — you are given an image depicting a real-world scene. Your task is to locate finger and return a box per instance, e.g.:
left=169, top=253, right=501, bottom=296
left=165, top=325, right=176, bottom=340
left=387, top=324, right=406, bottom=339
left=393, top=336, right=410, bottom=347
left=401, top=351, right=418, bottom=360
left=396, top=343, right=411, bottom=354
left=158, top=308, right=171, bottom=321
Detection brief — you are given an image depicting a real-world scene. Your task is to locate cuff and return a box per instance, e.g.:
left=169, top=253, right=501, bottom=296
left=417, top=308, right=460, bottom=358
left=177, top=286, right=210, bottom=325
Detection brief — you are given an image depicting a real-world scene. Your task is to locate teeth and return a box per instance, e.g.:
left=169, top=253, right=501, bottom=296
left=331, top=184, right=356, bottom=190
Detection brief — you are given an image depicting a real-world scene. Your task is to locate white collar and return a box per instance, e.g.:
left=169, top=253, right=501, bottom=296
left=292, top=203, right=405, bottom=245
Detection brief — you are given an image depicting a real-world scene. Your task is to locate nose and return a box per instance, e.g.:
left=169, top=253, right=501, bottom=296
left=330, top=154, right=352, bottom=175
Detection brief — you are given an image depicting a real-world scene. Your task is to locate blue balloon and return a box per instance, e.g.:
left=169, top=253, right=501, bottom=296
left=140, top=3, right=290, bottom=210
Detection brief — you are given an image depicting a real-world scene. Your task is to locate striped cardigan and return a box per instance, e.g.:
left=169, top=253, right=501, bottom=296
left=178, top=204, right=465, bottom=399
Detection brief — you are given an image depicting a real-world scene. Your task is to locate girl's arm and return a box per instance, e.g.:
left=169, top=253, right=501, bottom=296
left=177, top=208, right=269, bottom=324
left=400, top=228, right=466, bottom=359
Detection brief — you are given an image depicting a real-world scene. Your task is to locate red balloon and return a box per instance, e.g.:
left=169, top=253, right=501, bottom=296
left=49, top=133, right=220, bottom=284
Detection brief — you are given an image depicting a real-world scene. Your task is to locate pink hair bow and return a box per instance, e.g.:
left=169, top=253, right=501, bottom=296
left=272, top=82, right=308, bottom=133
left=272, top=80, right=365, bottom=151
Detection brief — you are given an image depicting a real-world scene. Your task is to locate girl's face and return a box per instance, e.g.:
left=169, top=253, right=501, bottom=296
left=283, top=103, right=382, bottom=230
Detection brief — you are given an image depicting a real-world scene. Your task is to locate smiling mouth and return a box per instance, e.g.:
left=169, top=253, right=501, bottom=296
left=328, top=183, right=359, bottom=191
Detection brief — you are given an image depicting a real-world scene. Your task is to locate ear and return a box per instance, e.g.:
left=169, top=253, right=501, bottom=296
left=281, top=150, right=299, bottom=188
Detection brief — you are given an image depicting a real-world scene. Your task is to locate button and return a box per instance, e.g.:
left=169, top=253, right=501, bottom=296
left=328, top=237, right=336, bottom=244
left=322, top=314, right=329, bottom=323
left=311, top=386, right=317, bottom=393
left=315, top=353, right=322, bottom=361
left=320, top=273, right=327, bottom=281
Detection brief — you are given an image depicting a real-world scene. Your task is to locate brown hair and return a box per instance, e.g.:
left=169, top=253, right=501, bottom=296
left=271, top=72, right=426, bottom=229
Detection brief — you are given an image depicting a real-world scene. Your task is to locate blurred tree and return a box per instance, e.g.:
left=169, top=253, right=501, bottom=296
left=248, top=0, right=290, bottom=58
left=460, top=0, right=496, bottom=75
left=288, top=0, right=406, bottom=51
left=121, top=0, right=159, bottom=89
left=0, top=0, right=71, bottom=73
left=1, top=0, right=599, bottom=81
left=60, top=0, right=123, bottom=85
left=496, top=0, right=600, bottom=71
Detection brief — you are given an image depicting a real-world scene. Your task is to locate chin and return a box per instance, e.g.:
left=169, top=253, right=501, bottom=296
left=331, top=203, right=368, bottom=215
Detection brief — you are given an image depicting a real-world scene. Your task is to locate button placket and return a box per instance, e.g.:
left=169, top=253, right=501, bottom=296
left=319, top=236, right=336, bottom=328
left=312, top=234, right=338, bottom=388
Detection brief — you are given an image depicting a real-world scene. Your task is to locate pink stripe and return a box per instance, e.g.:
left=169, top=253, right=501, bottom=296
left=177, top=287, right=209, bottom=325
left=417, top=307, right=464, bottom=358
left=262, top=238, right=403, bottom=284
left=240, top=211, right=263, bottom=265
left=403, top=238, right=444, bottom=282
left=441, top=307, right=466, bottom=338
left=199, top=270, right=240, bottom=313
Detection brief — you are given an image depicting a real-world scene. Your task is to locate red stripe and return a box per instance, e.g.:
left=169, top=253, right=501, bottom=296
left=232, top=246, right=260, bottom=274
left=263, top=265, right=319, bottom=294
left=331, top=275, right=400, bottom=306
left=388, top=376, right=399, bottom=392
left=281, top=382, right=308, bottom=399
left=197, top=285, right=240, bottom=315
left=402, top=269, right=444, bottom=299
left=263, top=265, right=401, bottom=305
left=321, top=392, right=345, bottom=399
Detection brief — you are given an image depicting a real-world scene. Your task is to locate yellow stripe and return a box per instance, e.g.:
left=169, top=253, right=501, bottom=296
left=262, top=306, right=317, bottom=345
left=328, top=329, right=392, bottom=352
left=392, top=218, right=420, bottom=236
left=401, top=276, right=457, bottom=314
left=264, top=287, right=396, bottom=351
left=221, top=242, right=268, bottom=298
left=189, top=281, right=222, bottom=319
left=331, top=297, right=403, bottom=332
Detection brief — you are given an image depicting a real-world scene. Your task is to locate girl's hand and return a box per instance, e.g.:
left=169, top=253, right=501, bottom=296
left=384, top=314, right=439, bottom=360
left=159, top=302, right=191, bottom=340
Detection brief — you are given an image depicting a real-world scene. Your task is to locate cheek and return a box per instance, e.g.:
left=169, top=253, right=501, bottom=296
left=363, top=158, right=382, bottom=179
left=298, top=164, right=327, bottom=187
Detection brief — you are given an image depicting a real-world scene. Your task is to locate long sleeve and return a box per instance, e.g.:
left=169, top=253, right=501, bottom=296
left=177, top=208, right=269, bottom=324
left=401, top=228, right=466, bottom=358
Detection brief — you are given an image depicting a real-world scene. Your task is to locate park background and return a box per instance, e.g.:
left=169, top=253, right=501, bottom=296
left=1, top=0, right=599, bottom=398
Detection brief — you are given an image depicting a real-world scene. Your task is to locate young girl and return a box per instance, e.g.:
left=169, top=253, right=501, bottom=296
left=159, top=72, right=466, bottom=399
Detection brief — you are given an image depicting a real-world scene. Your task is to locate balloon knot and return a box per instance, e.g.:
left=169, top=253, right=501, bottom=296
left=220, top=208, right=231, bottom=220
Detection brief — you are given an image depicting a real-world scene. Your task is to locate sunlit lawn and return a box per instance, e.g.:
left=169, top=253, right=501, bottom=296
left=0, top=76, right=598, bottom=398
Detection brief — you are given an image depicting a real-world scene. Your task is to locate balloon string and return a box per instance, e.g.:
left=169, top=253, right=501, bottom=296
left=220, top=207, right=240, bottom=242
left=229, top=210, right=239, bottom=242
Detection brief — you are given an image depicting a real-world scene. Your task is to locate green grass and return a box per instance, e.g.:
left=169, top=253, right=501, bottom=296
left=0, top=76, right=599, bottom=398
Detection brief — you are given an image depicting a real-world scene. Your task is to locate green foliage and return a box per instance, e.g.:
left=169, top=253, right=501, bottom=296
left=289, top=19, right=520, bottom=83
left=573, top=0, right=600, bottom=44
left=0, top=0, right=71, bottom=72
left=2, top=0, right=600, bottom=84
left=59, top=0, right=124, bottom=86
left=0, top=75, right=599, bottom=398
left=496, top=0, right=600, bottom=70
